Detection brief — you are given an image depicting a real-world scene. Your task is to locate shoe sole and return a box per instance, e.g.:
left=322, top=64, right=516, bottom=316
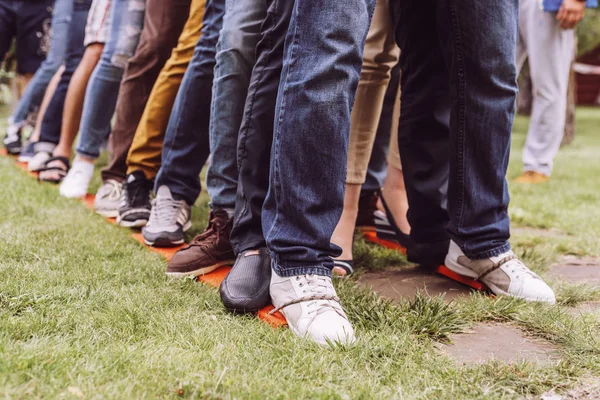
left=166, top=259, right=235, bottom=278
left=95, top=209, right=119, bottom=218
left=144, top=237, right=184, bottom=247
left=117, top=217, right=148, bottom=228
left=143, top=221, right=192, bottom=247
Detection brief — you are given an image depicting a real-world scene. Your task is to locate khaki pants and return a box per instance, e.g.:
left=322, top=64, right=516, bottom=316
left=125, top=0, right=206, bottom=179
left=346, top=0, right=400, bottom=184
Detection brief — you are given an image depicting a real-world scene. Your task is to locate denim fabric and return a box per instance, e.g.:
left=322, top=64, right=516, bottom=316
left=75, top=0, right=145, bottom=159
left=205, top=0, right=267, bottom=210
left=10, top=0, right=73, bottom=125
left=230, top=0, right=294, bottom=254
left=0, top=0, right=53, bottom=74
left=362, top=62, right=401, bottom=191
left=263, top=0, right=375, bottom=277
left=392, top=0, right=517, bottom=261
left=38, top=0, right=93, bottom=146
left=155, top=0, right=224, bottom=205
left=543, top=0, right=597, bottom=10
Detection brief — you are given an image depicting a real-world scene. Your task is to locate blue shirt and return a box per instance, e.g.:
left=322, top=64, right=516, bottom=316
left=543, top=0, right=598, bottom=11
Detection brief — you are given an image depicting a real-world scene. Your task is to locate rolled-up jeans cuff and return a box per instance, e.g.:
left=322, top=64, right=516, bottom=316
left=346, top=170, right=366, bottom=185
left=34, top=141, right=57, bottom=154
left=272, top=263, right=332, bottom=278
left=463, top=242, right=512, bottom=260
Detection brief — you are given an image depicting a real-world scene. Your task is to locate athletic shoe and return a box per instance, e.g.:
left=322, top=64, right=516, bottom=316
left=59, top=160, right=94, bottom=198
left=444, top=240, right=556, bottom=304
left=94, top=180, right=123, bottom=218
left=117, top=171, right=153, bottom=228
left=142, top=185, right=191, bottom=247
left=514, top=171, right=550, bottom=184
left=3, top=124, right=22, bottom=155
left=17, top=141, right=35, bottom=163
left=270, top=272, right=355, bottom=346
left=166, top=209, right=235, bottom=277
left=355, top=189, right=379, bottom=232
left=220, top=248, right=272, bottom=313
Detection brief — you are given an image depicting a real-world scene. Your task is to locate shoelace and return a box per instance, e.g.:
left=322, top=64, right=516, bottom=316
left=270, top=274, right=343, bottom=317
left=99, top=181, right=122, bottom=202
left=124, top=179, right=151, bottom=209
left=476, top=254, right=540, bottom=281
left=188, top=213, right=227, bottom=249
left=149, top=196, right=185, bottom=226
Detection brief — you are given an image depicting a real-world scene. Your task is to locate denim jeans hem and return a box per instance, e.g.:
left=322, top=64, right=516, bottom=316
left=463, top=242, right=511, bottom=260
left=77, top=149, right=100, bottom=159
left=272, top=264, right=332, bottom=278
left=232, top=239, right=267, bottom=256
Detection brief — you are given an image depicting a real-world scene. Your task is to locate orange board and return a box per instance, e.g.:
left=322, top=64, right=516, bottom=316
left=362, top=230, right=407, bottom=254
left=436, top=264, right=490, bottom=292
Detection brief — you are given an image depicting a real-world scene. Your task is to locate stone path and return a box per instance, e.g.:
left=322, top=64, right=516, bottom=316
left=359, top=266, right=472, bottom=302
left=439, top=323, right=559, bottom=365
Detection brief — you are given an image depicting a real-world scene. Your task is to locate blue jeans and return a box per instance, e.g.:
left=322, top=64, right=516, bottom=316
left=75, top=0, right=145, bottom=159
left=230, top=0, right=293, bottom=254
left=392, top=0, right=518, bottom=262
left=205, top=0, right=266, bottom=211
left=362, top=62, right=400, bottom=192
left=263, top=0, right=375, bottom=277
left=10, top=0, right=73, bottom=126
left=155, top=0, right=225, bottom=204
left=38, top=0, right=93, bottom=147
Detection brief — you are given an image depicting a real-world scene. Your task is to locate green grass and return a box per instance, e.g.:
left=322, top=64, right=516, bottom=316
left=1, top=107, right=599, bottom=399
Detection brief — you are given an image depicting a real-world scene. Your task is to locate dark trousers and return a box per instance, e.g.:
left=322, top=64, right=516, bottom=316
left=100, top=0, right=191, bottom=182
left=230, top=0, right=294, bottom=254
left=391, top=0, right=518, bottom=263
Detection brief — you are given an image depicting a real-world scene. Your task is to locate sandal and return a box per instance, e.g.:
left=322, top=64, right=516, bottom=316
left=37, top=156, right=70, bottom=184
left=333, top=259, right=354, bottom=277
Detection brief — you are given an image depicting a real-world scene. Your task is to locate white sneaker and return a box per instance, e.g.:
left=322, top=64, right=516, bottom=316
left=59, top=160, right=94, bottom=198
left=444, top=240, right=556, bottom=304
left=142, top=185, right=191, bottom=247
left=94, top=180, right=123, bottom=218
left=28, top=151, right=51, bottom=172
left=270, top=272, right=356, bottom=346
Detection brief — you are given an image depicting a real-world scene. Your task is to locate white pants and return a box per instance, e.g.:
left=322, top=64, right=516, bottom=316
left=517, top=0, right=575, bottom=176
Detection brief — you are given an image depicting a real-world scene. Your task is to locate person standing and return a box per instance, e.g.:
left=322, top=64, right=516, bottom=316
left=514, top=0, right=597, bottom=183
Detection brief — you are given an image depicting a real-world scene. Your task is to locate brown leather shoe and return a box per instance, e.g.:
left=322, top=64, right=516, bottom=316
left=166, top=209, right=235, bottom=277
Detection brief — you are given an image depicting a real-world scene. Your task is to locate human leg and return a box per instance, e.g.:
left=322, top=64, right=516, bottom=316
left=142, top=0, right=224, bottom=246
left=265, top=0, right=375, bottom=345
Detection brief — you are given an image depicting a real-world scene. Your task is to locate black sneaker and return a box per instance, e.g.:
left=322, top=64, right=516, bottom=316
left=117, top=170, right=153, bottom=228
left=3, top=124, right=22, bottom=155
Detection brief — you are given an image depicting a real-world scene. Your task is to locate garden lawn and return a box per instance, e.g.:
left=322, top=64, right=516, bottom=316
left=0, top=107, right=599, bottom=399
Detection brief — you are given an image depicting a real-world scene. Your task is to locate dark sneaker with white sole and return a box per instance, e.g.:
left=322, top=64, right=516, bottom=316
left=142, top=185, right=191, bottom=247
left=220, top=248, right=272, bottom=313
left=117, top=171, right=153, bottom=228
left=166, top=209, right=235, bottom=277
left=3, top=124, right=22, bottom=155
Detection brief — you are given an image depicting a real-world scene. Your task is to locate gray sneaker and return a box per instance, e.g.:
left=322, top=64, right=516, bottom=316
left=94, top=180, right=123, bottom=218
left=142, top=185, right=191, bottom=247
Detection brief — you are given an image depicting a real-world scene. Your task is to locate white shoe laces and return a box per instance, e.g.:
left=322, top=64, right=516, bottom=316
left=270, top=274, right=344, bottom=318
left=149, top=196, right=185, bottom=227
left=97, top=180, right=122, bottom=202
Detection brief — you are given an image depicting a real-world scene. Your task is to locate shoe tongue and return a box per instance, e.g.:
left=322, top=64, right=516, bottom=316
left=156, top=185, right=172, bottom=199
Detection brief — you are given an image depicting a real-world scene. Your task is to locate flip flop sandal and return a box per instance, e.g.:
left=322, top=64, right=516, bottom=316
left=37, top=156, right=70, bottom=184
